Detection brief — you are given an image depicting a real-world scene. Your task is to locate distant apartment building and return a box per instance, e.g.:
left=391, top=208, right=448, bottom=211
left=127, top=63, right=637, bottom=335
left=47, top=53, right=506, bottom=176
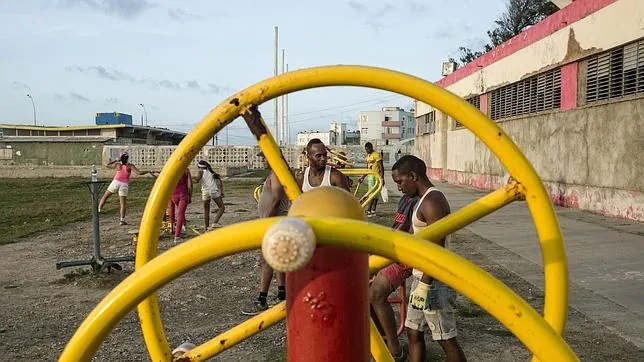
left=296, top=130, right=337, bottom=147
left=297, top=121, right=362, bottom=147
left=329, top=122, right=347, bottom=145
left=358, top=107, right=415, bottom=145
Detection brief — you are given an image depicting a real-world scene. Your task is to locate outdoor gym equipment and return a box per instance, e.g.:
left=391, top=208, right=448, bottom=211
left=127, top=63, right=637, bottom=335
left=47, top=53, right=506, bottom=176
left=327, top=147, right=354, bottom=168
left=253, top=168, right=382, bottom=210
left=60, top=65, right=575, bottom=361
left=55, top=170, right=134, bottom=273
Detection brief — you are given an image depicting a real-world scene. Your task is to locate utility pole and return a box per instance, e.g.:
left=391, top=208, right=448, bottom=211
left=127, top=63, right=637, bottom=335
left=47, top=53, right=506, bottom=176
left=281, top=49, right=286, bottom=145
left=26, top=94, right=36, bottom=126
left=139, top=103, right=148, bottom=126
left=274, top=26, right=279, bottom=144
left=286, top=64, right=289, bottom=145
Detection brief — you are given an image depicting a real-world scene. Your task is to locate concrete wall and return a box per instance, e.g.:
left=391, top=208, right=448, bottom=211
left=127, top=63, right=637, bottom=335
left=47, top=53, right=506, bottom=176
left=435, top=99, right=644, bottom=221
left=0, top=165, right=248, bottom=178
left=0, top=142, right=103, bottom=166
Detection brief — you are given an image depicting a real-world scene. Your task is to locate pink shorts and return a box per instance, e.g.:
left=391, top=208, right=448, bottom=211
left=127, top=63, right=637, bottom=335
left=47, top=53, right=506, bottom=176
left=379, top=263, right=412, bottom=290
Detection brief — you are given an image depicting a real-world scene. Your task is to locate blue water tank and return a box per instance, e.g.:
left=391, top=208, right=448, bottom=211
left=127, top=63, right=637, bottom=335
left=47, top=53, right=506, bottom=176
left=95, top=112, right=133, bottom=125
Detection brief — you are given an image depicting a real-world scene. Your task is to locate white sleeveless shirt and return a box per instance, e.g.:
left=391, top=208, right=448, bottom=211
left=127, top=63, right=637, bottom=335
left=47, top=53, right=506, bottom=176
left=412, top=186, right=451, bottom=277
left=302, top=165, right=332, bottom=192
left=200, top=170, right=220, bottom=193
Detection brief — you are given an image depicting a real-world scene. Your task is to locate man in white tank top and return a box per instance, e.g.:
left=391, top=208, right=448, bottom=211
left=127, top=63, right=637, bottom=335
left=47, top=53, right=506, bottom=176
left=297, top=138, right=350, bottom=192
left=391, top=155, right=467, bottom=362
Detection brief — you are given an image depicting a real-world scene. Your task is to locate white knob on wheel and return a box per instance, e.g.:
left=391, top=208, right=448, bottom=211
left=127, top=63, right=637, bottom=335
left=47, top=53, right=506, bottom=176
left=262, top=217, right=316, bottom=272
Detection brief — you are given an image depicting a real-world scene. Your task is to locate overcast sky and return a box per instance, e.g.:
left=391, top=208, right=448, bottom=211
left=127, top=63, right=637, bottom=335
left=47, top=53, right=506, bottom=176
left=0, top=0, right=505, bottom=144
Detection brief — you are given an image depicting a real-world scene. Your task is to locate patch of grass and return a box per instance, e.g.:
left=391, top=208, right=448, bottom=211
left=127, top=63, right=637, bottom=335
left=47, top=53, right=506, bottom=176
left=0, top=177, right=156, bottom=244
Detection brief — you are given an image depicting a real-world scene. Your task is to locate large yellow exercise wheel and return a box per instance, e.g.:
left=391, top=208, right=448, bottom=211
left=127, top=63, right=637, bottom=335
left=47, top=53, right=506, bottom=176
left=60, top=65, right=575, bottom=361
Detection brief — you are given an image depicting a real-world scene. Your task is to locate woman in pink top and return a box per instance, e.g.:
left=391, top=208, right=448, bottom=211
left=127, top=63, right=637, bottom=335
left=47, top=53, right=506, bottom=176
left=168, top=167, right=192, bottom=243
left=98, top=152, right=150, bottom=225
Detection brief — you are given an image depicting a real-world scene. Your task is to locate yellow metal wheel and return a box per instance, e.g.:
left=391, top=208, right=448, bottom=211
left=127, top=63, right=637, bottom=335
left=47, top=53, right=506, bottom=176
left=60, top=65, right=570, bottom=361
left=59, top=216, right=577, bottom=361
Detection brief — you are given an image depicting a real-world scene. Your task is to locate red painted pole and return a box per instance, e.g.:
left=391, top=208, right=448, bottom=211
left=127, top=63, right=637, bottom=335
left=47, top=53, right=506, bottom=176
left=286, top=245, right=369, bottom=361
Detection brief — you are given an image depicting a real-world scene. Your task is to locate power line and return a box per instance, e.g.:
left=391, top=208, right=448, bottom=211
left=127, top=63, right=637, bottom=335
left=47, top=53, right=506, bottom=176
left=154, top=93, right=411, bottom=131
left=261, top=93, right=404, bottom=121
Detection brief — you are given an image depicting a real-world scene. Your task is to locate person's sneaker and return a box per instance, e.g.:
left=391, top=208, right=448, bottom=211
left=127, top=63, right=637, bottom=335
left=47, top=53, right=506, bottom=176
left=241, top=300, right=268, bottom=316
left=211, top=222, right=223, bottom=228
left=119, top=219, right=128, bottom=225
left=173, top=236, right=183, bottom=244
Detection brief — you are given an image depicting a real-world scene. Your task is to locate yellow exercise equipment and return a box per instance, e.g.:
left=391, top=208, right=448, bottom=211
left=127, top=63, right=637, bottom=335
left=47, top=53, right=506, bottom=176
left=60, top=65, right=573, bottom=362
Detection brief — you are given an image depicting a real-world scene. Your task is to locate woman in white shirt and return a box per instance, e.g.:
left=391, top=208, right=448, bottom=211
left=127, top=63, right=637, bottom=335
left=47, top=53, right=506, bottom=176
left=195, top=160, right=225, bottom=230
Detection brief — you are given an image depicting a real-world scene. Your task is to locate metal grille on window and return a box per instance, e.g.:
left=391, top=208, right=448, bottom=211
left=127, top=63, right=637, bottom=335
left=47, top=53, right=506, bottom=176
left=415, top=111, right=436, bottom=135
left=455, top=96, right=480, bottom=128
left=586, top=39, right=644, bottom=103
left=490, top=68, right=561, bottom=120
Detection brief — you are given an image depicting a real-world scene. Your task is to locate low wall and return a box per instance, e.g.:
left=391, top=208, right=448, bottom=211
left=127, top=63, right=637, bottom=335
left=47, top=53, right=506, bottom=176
left=0, top=165, right=249, bottom=179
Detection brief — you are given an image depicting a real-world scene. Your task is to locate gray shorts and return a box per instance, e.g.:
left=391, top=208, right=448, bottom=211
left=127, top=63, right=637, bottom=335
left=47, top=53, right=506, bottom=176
left=404, top=276, right=458, bottom=340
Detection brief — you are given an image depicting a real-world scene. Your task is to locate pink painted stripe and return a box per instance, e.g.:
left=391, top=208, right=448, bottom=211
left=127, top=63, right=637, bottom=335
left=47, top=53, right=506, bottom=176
left=427, top=168, right=443, bottom=181
left=480, top=93, right=488, bottom=114
left=436, top=0, right=617, bottom=88
left=560, top=62, right=578, bottom=110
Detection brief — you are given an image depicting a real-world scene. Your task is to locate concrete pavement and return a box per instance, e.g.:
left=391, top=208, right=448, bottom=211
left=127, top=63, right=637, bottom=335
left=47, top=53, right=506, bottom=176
left=382, top=171, right=644, bottom=348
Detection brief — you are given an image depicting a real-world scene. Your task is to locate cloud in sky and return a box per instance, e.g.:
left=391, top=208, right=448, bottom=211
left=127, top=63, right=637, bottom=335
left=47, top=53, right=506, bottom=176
left=66, top=65, right=232, bottom=94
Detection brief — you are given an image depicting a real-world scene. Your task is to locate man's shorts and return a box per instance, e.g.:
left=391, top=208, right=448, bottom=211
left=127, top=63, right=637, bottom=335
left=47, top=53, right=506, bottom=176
left=366, top=175, right=380, bottom=200
left=367, top=175, right=376, bottom=189
left=378, top=263, right=412, bottom=290
left=404, top=276, right=458, bottom=341
left=201, top=188, right=221, bottom=201
left=107, top=180, right=129, bottom=197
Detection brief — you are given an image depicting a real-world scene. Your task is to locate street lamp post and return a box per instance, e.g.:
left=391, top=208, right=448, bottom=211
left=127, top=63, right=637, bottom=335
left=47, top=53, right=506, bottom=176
left=26, top=94, right=36, bottom=126
left=139, top=103, right=148, bottom=126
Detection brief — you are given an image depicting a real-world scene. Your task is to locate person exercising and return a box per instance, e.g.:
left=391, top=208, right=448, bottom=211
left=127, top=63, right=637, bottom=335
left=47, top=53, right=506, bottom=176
left=98, top=152, right=151, bottom=225
left=297, top=138, right=350, bottom=192
left=392, top=155, right=466, bottom=362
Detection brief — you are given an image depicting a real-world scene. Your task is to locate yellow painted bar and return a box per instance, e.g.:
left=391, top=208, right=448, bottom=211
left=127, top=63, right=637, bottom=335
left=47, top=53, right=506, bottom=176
left=253, top=184, right=262, bottom=202
left=370, top=319, right=395, bottom=362
left=328, top=148, right=354, bottom=168
left=253, top=168, right=382, bottom=208
left=134, top=65, right=568, bottom=358
left=340, top=168, right=383, bottom=208
left=60, top=217, right=576, bottom=362
left=251, top=114, right=301, bottom=202
left=369, top=183, right=523, bottom=273
left=61, top=220, right=272, bottom=361
left=183, top=302, right=287, bottom=361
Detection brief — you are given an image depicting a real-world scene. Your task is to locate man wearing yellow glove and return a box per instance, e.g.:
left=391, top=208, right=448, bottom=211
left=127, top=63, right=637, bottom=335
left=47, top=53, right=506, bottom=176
left=391, top=155, right=466, bottom=362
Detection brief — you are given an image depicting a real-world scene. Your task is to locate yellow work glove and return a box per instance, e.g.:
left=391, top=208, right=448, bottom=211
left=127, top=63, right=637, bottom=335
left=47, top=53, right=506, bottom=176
left=410, top=280, right=430, bottom=310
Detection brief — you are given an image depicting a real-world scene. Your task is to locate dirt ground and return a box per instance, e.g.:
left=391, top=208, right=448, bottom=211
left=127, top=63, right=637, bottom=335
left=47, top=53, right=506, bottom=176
left=1, top=177, right=643, bottom=361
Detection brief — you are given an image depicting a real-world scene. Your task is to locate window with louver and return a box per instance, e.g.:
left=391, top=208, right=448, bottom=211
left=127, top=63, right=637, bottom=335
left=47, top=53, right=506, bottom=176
left=455, top=95, right=480, bottom=128
left=489, top=68, right=562, bottom=120
left=585, top=39, right=644, bottom=103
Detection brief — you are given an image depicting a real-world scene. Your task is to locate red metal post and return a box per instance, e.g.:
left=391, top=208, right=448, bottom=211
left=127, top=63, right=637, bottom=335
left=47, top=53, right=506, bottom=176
left=287, top=245, right=369, bottom=361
